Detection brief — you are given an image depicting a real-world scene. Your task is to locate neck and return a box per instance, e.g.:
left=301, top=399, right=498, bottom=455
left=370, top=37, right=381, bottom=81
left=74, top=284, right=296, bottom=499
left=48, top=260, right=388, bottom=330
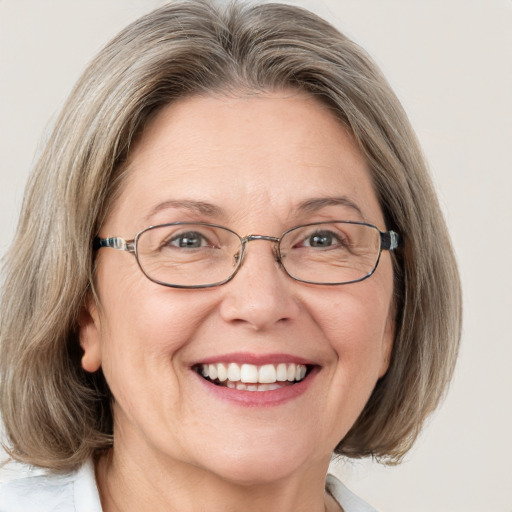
left=96, top=448, right=339, bottom=512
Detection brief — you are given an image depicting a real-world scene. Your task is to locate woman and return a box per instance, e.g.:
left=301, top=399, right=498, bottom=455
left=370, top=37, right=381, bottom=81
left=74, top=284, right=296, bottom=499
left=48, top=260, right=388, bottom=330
left=0, top=1, right=461, bottom=511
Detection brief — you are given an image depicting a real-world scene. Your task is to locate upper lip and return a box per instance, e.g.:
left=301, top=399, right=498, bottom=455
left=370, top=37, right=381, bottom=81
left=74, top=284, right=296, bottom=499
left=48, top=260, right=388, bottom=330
left=190, top=352, right=318, bottom=367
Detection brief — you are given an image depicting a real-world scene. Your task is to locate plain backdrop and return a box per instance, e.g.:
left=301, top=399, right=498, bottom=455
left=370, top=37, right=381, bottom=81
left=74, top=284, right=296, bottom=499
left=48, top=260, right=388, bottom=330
left=1, top=1, right=511, bottom=511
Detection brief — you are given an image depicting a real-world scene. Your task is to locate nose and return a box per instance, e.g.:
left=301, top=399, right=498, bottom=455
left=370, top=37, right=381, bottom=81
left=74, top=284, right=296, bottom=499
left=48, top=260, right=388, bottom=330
left=219, top=238, right=300, bottom=331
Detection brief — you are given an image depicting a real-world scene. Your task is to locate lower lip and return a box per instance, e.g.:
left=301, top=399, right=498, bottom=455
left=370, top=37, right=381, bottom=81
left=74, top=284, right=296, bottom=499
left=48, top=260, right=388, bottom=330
left=193, top=367, right=319, bottom=407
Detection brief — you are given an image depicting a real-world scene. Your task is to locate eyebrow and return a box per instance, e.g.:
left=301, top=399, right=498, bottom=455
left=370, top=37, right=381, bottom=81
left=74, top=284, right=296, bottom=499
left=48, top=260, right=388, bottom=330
left=297, top=196, right=365, bottom=219
left=145, top=196, right=364, bottom=223
left=146, top=200, right=224, bottom=221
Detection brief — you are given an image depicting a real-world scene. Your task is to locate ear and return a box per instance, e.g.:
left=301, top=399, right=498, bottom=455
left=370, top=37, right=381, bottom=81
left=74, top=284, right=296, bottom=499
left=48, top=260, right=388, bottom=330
left=378, top=310, right=395, bottom=378
left=78, top=296, right=102, bottom=373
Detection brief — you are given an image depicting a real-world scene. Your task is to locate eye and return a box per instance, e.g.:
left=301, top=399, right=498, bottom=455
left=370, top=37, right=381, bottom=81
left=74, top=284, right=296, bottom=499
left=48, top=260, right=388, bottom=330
left=301, top=230, right=346, bottom=249
left=167, top=231, right=212, bottom=249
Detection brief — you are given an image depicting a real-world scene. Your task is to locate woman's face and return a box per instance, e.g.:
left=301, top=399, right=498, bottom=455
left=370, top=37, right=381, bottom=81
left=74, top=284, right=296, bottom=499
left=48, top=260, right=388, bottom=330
left=81, top=90, right=395, bottom=484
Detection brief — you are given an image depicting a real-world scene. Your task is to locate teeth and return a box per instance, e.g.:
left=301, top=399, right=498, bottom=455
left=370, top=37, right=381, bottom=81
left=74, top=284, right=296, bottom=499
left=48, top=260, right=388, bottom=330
left=208, top=364, right=218, bottom=380
left=276, top=363, right=288, bottom=381
left=217, top=363, right=227, bottom=382
left=258, top=364, right=276, bottom=384
left=233, top=382, right=289, bottom=392
left=240, top=364, right=258, bottom=383
left=296, top=364, right=306, bottom=380
left=198, top=362, right=308, bottom=385
left=227, top=363, right=241, bottom=382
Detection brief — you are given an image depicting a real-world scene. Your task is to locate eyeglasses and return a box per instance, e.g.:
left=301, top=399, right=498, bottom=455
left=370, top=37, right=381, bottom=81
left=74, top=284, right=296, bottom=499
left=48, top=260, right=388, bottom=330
left=94, top=221, right=401, bottom=289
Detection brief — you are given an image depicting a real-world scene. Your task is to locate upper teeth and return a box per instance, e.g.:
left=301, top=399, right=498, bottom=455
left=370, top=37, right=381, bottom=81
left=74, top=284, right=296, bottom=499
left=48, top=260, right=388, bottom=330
left=199, top=362, right=307, bottom=384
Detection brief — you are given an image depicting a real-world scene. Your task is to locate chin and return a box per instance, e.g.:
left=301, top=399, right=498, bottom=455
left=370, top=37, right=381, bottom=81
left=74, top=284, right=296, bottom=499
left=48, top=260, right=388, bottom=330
left=189, top=431, right=326, bottom=486
left=205, top=456, right=307, bottom=487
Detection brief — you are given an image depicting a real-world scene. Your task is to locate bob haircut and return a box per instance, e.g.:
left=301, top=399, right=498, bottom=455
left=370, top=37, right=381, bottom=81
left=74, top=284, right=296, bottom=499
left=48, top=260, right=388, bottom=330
left=0, top=0, right=461, bottom=471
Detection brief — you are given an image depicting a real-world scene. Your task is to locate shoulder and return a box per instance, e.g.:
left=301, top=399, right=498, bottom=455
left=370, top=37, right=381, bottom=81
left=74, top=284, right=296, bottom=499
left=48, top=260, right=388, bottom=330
left=326, top=474, right=380, bottom=512
left=0, top=458, right=102, bottom=512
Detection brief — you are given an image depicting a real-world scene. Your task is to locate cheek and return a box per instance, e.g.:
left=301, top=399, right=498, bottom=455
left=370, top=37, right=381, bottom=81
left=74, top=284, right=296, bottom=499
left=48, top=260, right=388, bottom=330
left=99, top=288, right=212, bottom=362
left=93, top=258, right=216, bottom=399
left=320, top=293, right=391, bottom=347
left=309, top=271, right=394, bottom=371
left=96, top=253, right=209, bottom=350
left=299, top=282, right=394, bottom=442
left=94, top=286, right=215, bottom=424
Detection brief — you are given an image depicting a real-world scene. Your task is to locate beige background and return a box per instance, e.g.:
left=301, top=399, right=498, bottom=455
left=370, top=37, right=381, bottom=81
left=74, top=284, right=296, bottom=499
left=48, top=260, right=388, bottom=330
left=1, top=1, right=511, bottom=511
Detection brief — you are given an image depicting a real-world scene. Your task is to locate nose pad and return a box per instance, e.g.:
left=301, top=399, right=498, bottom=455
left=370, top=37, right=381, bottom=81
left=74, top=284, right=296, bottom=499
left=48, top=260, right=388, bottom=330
left=272, top=245, right=281, bottom=264
left=219, top=239, right=299, bottom=331
left=232, top=237, right=281, bottom=275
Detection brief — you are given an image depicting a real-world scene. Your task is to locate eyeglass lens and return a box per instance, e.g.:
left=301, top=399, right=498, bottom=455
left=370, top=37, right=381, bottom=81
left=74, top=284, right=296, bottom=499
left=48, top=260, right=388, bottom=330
left=134, top=222, right=383, bottom=288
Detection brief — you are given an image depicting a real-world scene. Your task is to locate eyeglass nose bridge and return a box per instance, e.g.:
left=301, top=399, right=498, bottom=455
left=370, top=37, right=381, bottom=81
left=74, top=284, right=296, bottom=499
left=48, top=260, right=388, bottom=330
left=241, top=234, right=280, bottom=244
left=235, top=234, right=282, bottom=267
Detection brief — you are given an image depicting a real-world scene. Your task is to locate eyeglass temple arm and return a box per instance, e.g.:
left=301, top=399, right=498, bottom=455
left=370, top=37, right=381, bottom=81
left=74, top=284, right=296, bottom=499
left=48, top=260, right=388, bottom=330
left=93, top=236, right=136, bottom=253
left=380, top=230, right=401, bottom=251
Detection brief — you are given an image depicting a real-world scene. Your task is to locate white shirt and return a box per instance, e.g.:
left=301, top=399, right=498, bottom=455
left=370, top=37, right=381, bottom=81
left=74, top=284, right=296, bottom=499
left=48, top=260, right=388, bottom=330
left=0, top=459, right=101, bottom=512
left=0, top=459, right=378, bottom=512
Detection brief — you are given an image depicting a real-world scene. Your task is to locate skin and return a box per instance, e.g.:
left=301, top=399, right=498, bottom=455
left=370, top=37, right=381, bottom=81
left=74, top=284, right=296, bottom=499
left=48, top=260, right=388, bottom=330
left=80, top=90, right=395, bottom=512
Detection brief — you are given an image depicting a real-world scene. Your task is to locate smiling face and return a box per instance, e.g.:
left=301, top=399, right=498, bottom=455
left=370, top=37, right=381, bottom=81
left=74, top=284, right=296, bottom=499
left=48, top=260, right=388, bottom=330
left=80, top=90, right=395, bottom=487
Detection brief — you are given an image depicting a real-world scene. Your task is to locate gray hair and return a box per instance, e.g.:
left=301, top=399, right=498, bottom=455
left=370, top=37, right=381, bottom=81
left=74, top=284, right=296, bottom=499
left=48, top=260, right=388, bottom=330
left=0, top=0, right=461, bottom=471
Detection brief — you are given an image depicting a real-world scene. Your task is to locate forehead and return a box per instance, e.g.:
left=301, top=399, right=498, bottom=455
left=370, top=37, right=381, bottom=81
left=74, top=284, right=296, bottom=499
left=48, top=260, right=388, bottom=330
left=107, top=90, right=385, bottom=232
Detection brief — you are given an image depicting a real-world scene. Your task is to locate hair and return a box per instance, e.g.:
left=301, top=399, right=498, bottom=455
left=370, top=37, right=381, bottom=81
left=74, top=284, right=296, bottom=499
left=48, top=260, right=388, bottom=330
left=0, top=0, right=461, bottom=472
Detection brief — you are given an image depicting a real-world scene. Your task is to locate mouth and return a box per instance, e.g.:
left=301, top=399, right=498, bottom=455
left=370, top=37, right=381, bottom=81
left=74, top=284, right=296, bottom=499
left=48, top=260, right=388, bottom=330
left=193, top=362, right=312, bottom=392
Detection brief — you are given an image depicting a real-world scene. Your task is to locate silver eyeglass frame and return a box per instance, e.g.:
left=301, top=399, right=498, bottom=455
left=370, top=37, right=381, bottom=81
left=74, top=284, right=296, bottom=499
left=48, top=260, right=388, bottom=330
left=93, top=221, right=401, bottom=289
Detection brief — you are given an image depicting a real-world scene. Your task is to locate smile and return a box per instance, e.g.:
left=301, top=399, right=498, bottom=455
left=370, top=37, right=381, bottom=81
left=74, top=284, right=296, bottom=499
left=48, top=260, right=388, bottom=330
left=195, top=362, right=309, bottom=392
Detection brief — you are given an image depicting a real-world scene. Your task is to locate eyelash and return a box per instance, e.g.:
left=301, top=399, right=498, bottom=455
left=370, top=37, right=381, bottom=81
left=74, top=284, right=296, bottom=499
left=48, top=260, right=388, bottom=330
left=165, top=231, right=214, bottom=249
